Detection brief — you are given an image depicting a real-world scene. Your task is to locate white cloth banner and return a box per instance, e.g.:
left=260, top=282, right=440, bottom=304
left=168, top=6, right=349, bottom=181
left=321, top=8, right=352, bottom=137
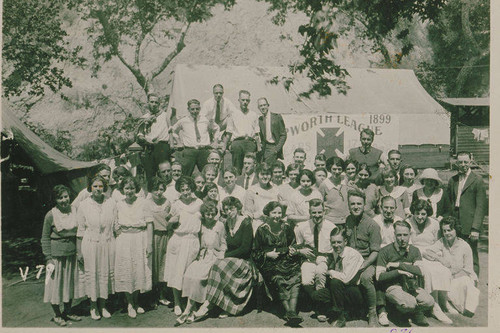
left=281, top=113, right=399, bottom=167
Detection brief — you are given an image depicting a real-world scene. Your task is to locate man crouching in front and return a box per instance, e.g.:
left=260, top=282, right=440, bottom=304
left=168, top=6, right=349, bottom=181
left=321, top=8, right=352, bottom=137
left=376, top=221, right=434, bottom=326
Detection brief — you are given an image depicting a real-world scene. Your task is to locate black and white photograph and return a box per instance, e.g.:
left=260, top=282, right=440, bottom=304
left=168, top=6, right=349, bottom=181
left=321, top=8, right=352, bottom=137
left=1, top=0, right=496, bottom=329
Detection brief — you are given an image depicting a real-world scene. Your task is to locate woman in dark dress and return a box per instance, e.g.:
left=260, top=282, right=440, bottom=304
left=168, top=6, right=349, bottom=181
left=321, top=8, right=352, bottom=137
left=253, top=201, right=303, bottom=326
left=194, top=196, right=265, bottom=320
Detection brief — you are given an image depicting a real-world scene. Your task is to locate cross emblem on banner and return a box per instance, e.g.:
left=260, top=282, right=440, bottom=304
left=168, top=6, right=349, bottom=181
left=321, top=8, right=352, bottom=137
left=316, top=127, right=344, bottom=158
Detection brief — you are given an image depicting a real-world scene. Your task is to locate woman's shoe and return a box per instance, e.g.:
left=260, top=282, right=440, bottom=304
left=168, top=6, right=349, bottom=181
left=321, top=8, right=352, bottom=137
left=174, top=305, right=182, bottom=316
left=101, top=308, right=112, bottom=318
left=175, top=312, right=190, bottom=326
left=159, top=299, right=171, bottom=306
left=186, top=312, right=196, bottom=324
left=51, top=317, right=67, bottom=327
left=193, top=307, right=209, bottom=322
left=127, top=304, right=137, bottom=319
left=90, top=308, right=101, bottom=320
left=136, top=307, right=145, bottom=314
left=433, top=304, right=453, bottom=324
left=218, top=311, right=230, bottom=319
left=63, top=313, right=82, bottom=322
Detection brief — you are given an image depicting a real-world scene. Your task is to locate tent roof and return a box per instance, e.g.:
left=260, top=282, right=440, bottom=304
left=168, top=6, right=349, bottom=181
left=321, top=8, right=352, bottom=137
left=439, top=97, right=489, bottom=107
left=1, top=108, right=96, bottom=175
left=167, top=64, right=448, bottom=118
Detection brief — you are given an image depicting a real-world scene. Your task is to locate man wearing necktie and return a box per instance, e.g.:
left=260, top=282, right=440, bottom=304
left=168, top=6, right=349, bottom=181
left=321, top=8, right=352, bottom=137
left=293, top=199, right=336, bottom=322
left=309, top=228, right=365, bottom=327
left=224, top=90, right=260, bottom=175
left=344, top=189, right=382, bottom=326
left=201, top=84, right=236, bottom=150
left=256, top=97, right=287, bottom=165
left=137, top=92, right=173, bottom=192
left=235, top=153, right=258, bottom=189
left=447, top=152, right=487, bottom=276
left=170, top=99, right=220, bottom=176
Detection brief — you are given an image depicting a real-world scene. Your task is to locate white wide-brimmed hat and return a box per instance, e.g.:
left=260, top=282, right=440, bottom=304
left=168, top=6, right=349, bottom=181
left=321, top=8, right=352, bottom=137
left=419, top=168, right=442, bottom=185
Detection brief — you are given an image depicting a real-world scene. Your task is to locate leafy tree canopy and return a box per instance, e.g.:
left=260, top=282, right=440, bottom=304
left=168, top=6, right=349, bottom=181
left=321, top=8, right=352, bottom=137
left=2, top=0, right=86, bottom=97
left=70, top=0, right=236, bottom=98
left=261, top=0, right=446, bottom=98
left=417, top=0, right=489, bottom=98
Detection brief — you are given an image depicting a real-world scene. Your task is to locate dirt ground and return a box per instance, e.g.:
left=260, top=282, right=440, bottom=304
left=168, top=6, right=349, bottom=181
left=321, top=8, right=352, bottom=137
left=2, top=250, right=488, bottom=328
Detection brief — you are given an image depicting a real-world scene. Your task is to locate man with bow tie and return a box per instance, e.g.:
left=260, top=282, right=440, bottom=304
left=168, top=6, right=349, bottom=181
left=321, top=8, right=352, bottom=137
left=447, top=152, right=487, bottom=276
left=256, top=97, right=287, bottom=165
left=137, top=92, right=173, bottom=192
left=373, top=196, right=403, bottom=248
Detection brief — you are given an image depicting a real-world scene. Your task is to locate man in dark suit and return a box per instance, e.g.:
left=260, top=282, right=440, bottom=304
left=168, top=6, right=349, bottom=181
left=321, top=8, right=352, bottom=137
left=256, top=97, right=287, bottom=165
left=447, top=151, right=487, bottom=276
left=235, top=152, right=259, bottom=190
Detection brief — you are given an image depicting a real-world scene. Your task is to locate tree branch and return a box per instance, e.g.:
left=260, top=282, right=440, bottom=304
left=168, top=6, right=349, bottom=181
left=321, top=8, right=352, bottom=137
left=94, top=9, right=147, bottom=90
left=151, top=22, right=191, bottom=79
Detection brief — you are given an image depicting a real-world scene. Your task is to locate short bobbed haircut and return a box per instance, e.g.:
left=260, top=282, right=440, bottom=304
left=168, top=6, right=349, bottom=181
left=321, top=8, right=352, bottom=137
left=263, top=201, right=285, bottom=217
left=53, top=185, right=71, bottom=204
left=119, top=176, right=141, bottom=193
left=87, top=175, right=109, bottom=193
left=221, top=196, right=243, bottom=214
left=410, top=198, right=433, bottom=216
left=297, top=169, right=316, bottom=185
left=175, top=176, right=196, bottom=193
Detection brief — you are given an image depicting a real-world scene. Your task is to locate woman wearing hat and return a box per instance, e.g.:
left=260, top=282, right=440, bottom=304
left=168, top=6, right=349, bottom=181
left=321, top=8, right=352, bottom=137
left=412, top=168, right=452, bottom=221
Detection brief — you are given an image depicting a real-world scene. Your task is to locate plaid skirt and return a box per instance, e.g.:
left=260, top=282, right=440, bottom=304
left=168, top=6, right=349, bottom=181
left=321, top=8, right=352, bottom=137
left=206, top=257, right=265, bottom=315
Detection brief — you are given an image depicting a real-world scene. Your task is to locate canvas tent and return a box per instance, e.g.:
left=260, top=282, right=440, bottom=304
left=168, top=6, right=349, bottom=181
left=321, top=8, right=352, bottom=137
left=166, top=64, right=450, bottom=167
left=1, top=108, right=96, bottom=236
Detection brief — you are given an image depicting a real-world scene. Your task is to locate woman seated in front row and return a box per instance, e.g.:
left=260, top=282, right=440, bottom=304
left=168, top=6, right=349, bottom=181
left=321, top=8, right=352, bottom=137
left=194, top=196, right=266, bottom=320
left=423, top=216, right=480, bottom=318
left=253, top=201, right=303, bottom=326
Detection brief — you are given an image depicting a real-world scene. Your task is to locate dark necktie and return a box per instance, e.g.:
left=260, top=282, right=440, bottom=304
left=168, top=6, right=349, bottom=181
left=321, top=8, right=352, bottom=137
left=314, top=224, right=319, bottom=250
left=335, top=255, right=343, bottom=271
left=244, top=175, right=250, bottom=190
left=194, top=117, right=201, bottom=142
left=215, top=100, right=221, bottom=126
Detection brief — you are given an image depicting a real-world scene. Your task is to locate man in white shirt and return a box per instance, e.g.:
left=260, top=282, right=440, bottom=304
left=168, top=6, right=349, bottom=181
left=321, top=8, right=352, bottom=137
left=200, top=84, right=236, bottom=132
left=225, top=90, right=260, bottom=174
left=137, top=93, right=173, bottom=191
left=310, top=228, right=365, bottom=327
left=294, top=199, right=336, bottom=322
left=372, top=196, right=403, bottom=248
left=170, top=99, right=220, bottom=176
left=155, top=160, right=179, bottom=202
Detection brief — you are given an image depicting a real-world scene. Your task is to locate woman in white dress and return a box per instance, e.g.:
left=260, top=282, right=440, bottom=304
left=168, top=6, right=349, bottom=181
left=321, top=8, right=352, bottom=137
left=114, top=177, right=153, bottom=318
left=407, top=199, right=453, bottom=324
left=76, top=175, right=116, bottom=320
left=377, top=166, right=410, bottom=219
left=287, top=169, right=323, bottom=225
left=177, top=202, right=227, bottom=325
left=399, top=165, right=421, bottom=205
left=412, top=168, right=452, bottom=221
left=424, top=216, right=480, bottom=317
left=164, top=176, right=203, bottom=316
left=72, top=165, right=112, bottom=209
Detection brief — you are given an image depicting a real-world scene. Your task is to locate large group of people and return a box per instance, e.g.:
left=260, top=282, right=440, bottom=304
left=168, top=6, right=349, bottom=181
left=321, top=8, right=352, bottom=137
left=40, top=84, right=487, bottom=327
